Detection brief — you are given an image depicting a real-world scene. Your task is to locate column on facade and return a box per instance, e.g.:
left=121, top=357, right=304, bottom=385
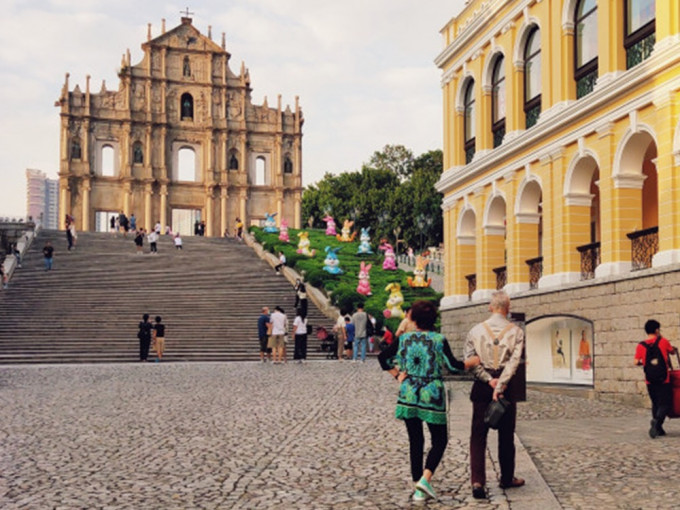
left=293, top=191, right=301, bottom=229
left=442, top=76, right=455, bottom=170
left=501, top=172, right=522, bottom=292
left=144, top=182, right=153, bottom=232
left=274, top=134, right=282, bottom=193
left=205, top=186, right=214, bottom=237
left=597, top=0, right=625, bottom=80
left=453, top=104, right=465, bottom=167
left=479, top=83, right=492, bottom=152
left=121, top=125, right=131, bottom=178
left=159, top=127, right=167, bottom=181
left=123, top=181, right=132, bottom=217
left=508, top=60, right=524, bottom=135
left=537, top=154, right=556, bottom=281
left=652, top=92, right=680, bottom=265
left=220, top=187, right=228, bottom=237
left=276, top=190, right=283, bottom=228
left=239, top=189, right=248, bottom=227
left=442, top=203, right=453, bottom=296
left=59, top=179, right=70, bottom=230
left=159, top=184, right=168, bottom=233
left=144, top=126, right=152, bottom=177
left=81, top=178, right=91, bottom=231
left=560, top=16, right=576, bottom=101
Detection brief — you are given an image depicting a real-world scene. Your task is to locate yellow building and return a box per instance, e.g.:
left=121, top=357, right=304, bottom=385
left=436, top=0, right=680, bottom=401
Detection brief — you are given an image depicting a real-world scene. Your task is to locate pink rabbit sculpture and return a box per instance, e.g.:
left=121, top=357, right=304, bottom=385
left=378, top=240, right=397, bottom=270
left=278, top=218, right=289, bottom=242
left=323, top=215, right=337, bottom=236
left=356, top=262, right=372, bottom=296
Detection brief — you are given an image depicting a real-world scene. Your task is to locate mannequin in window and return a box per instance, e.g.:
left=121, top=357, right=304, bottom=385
left=71, top=140, right=82, bottom=160
left=133, top=143, right=143, bottom=164
left=229, top=154, right=239, bottom=170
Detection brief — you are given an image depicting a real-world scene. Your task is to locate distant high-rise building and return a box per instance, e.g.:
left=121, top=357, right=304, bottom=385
left=26, top=169, right=59, bottom=229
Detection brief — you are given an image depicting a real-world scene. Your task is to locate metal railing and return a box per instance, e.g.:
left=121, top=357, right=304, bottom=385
left=576, top=241, right=600, bottom=280
left=627, top=226, right=658, bottom=271
left=525, top=256, right=543, bottom=290
left=492, top=266, right=507, bottom=290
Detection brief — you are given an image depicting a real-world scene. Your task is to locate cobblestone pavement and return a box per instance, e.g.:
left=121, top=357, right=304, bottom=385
left=0, top=362, right=677, bottom=509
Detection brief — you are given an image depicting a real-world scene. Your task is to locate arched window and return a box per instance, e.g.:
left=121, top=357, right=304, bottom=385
left=132, top=142, right=144, bottom=164
left=101, top=145, right=115, bottom=176
left=181, top=93, right=194, bottom=120
left=524, top=27, right=541, bottom=129
left=575, top=0, right=598, bottom=98
left=183, top=56, right=191, bottom=77
left=229, top=153, right=239, bottom=171
left=491, top=57, right=506, bottom=148
left=70, top=139, right=81, bottom=160
left=177, top=147, right=196, bottom=181
left=463, top=79, right=475, bottom=164
left=283, top=156, right=293, bottom=174
left=255, top=156, right=266, bottom=185
left=625, top=0, right=655, bottom=68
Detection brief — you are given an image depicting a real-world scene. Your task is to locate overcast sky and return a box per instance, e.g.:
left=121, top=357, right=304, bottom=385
left=0, top=0, right=466, bottom=217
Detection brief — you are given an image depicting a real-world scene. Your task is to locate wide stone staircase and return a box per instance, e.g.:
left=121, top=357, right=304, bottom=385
left=0, top=230, right=335, bottom=363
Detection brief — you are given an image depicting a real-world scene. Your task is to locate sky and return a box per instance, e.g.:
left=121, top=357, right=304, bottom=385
left=0, top=0, right=466, bottom=217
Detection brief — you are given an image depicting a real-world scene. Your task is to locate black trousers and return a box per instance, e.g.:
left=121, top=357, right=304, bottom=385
left=294, top=334, right=307, bottom=360
left=404, top=418, right=448, bottom=482
left=140, top=337, right=151, bottom=360
left=470, top=399, right=517, bottom=486
left=647, top=382, right=673, bottom=426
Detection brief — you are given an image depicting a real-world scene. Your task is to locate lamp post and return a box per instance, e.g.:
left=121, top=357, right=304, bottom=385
left=393, top=226, right=402, bottom=253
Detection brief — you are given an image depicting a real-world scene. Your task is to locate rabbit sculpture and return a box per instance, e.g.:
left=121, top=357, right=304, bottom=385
left=278, top=218, right=289, bottom=242
left=356, top=261, right=372, bottom=296
left=378, top=240, right=397, bottom=270
left=356, top=227, right=373, bottom=254
left=296, top=232, right=316, bottom=256
left=263, top=212, right=278, bottom=233
left=323, top=215, right=337, bottom=236
left=323, top=246, right=343, bottom=274
left=383, top=283, right=404, bottom=319
left=407, top=256, right=432, bottom=288
left=336, top=219, right=356, bottom=242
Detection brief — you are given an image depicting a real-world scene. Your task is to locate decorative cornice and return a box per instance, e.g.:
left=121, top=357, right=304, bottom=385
left=564, top=192, right=593, bottom=207
left=613, top=173, right=646, bottom=189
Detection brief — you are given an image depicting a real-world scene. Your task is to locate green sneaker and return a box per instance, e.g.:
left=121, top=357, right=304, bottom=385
left=416, top=477, right=436, bottom=500
left=412, top=489, right=426, bottom=503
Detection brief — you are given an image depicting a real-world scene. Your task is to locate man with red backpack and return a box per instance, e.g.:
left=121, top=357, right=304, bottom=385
left=634, top=319, right=677, bottom=438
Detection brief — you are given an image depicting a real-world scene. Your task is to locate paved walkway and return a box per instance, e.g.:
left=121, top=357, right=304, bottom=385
left=0, top=361, right=678, bottom=509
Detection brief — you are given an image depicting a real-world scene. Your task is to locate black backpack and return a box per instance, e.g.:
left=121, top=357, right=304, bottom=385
left=366, top=319, right=375, bottom=337
left=640, top=336, right=667, bottom=384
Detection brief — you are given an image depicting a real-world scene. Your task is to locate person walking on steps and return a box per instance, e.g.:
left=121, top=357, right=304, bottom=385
left=379, top=300, right=479, bottom=503
left=42, top=241, right=54, bottom=271
left=464, top=290, right=525, bottom=500
left=153, top=316, right=166, bottom=362
left=635, top=319, right=677, bottom=438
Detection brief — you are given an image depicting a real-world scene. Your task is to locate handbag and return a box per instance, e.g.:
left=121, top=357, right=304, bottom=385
left=484, top=396, right=511, bottom=429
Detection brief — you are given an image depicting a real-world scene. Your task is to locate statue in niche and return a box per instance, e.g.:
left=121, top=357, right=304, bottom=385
left=183, top=56, right=191, bottom=77
left=283, top=157, right=293, bottom=174
left=133, top=143, right=144, bottom=164
left=181, top=94, right=193, bottom=119
left=229, top=154, right=239, bottom=170
left=70, top=139, right=82, bottom=160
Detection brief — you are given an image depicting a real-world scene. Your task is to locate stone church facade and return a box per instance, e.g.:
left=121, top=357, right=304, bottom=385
left=55, top=16, right=303, bottom=236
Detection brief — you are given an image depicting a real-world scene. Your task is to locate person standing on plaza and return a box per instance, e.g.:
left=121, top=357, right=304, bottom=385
left=269, top=306, right=288, bottom=364
left=344, top=316, right=355, bottom=360
left=635, top=319, right=677, bottom=438
left=258, top=307, right=272, bottom=362
left=464, top=290, right=525, bottom=499
left=235, top=218, right=244, bottom=240
left=42, top=241, right=54, bottom=271
left=351, top=303, right=369, bottom=362
left=130, top=213, right=137, bottom=233
left=119, top=212, right=129, bottom=237
left=293, top=307, right=309, bottom=363
left=137, top=314, right=153, bottom=362
left=153, top=316, right=166, bottom=362
left=110, top=215, right=117, bottom=234
left=379, top=300, right=479, bottom=502
left=66, top=222, right=74, bottom=251
left=69, top=222, right=77, bottom=250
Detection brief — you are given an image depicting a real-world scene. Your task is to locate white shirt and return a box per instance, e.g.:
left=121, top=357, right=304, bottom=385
left=270, top=311, right=288, bottom=335
left=174, top=237, right=182, bottom=246
left=293, top=316, right=307, bottom=335
left=148, top=231, right=158, bottom=243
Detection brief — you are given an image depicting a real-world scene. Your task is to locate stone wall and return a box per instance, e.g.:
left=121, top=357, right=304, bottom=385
left=441, top=263, right=680, bottom=408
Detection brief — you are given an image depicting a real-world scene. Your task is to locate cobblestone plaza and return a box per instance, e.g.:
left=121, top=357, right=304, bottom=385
left=2, top=361, right=680, bottom=509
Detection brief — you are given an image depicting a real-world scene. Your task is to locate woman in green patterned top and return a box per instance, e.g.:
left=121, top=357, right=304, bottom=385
left=379, top=300, right=479, bottom=503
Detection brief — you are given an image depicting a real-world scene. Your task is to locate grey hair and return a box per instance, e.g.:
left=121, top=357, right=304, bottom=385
left=489, top=290, right=510, bottom=311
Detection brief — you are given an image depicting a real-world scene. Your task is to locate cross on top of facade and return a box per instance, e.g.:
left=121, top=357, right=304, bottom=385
left=181, top=7, right=194, bottom=17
